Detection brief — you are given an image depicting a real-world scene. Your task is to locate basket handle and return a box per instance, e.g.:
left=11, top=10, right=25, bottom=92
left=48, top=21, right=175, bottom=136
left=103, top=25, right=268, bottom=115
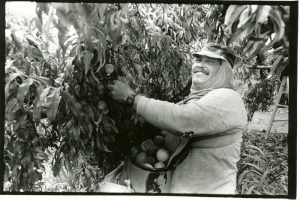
left=103, top=161, right=125, bottom=183
left=166, top=135, right=190, bottom=168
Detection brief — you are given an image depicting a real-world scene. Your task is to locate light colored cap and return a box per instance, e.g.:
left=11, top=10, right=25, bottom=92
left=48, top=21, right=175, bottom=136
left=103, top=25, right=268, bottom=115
left=192, top=43, right=236, bottom=67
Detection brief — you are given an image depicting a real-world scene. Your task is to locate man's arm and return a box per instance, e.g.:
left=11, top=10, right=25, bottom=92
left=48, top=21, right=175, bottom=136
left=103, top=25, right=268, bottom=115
left=134, top=89, right=247, bottom=136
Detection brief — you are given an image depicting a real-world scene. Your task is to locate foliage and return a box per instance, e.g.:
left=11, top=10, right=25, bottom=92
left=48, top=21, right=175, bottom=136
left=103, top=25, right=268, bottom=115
left=224, top=5, right=289, bottom=58
left=224, top=5, right=289, bottom=120
left=243, top=78, right=279, bottom=121
left=4, top=3, right=289, bottom=192
left=4, top=3, right=223, bottom=192
left=237, top=130, right=288, bottom=195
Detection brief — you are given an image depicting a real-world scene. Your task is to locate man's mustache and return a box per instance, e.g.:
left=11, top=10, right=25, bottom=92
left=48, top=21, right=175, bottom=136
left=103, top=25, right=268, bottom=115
left=194, top=68, right=209, bottom=75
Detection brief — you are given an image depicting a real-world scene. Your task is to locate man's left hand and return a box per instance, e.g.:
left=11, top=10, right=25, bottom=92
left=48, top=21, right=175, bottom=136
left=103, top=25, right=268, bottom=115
left=107, top=77, right=136, bottom=103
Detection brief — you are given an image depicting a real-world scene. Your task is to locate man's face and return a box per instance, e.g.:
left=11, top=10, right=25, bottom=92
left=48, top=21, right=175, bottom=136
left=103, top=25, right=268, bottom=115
left=191, top=55, right=221, bottom=86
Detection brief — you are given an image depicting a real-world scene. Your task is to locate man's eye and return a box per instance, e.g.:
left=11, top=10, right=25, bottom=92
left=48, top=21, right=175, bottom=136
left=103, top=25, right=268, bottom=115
left=209, top=59, right=218, bottom=64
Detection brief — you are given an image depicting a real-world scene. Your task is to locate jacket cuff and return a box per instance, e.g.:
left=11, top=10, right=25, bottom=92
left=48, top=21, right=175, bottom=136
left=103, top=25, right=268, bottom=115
left=136, top=96, right=150, bottom=116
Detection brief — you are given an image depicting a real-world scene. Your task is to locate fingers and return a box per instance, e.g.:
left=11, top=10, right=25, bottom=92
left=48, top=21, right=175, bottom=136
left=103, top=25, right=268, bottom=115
left=118, top=76, right=128, bottom=84
left=107, top=84, right=114, bottom=91
left=108, top=80, right=122, bottom=92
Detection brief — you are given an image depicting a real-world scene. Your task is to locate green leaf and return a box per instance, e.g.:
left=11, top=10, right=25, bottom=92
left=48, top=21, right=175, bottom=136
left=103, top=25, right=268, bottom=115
left=35, top=18, right=43, bottom=32
left=97, top=3, right=108, bottom=22
left=45, top=87, right=62, bottom=122
left=91, top=27, right=107, bottom=71
left=107, top=12, right=122, bottom=50
left=36, top=151, right=49, bottom=161
left=17, top=78, right=34, bottom=105
left=25, top=34, right=40, bottom=48
left=247, top=41, right=265, bottom=58
left=238, top=169, right=250, bottom=185
left=82, top=104, right=95, bottom=122
left=224, top=5, right=247, bottom=33
left=252, top=190, right=261, bottom=195
left=35, top=181, right=45, bottom=187
left=42, top=11, right=53, bottom=39
left=14, top=112, right=27, bottom=131
left=249, top=169, right=262, bottom=177
left=5, top=98, right=20, bottom=121
left=36, top=3, right=50, bottom=16
left=5, top=72, right=24, bottom=102
left=4, top=163, right=10, bottom=182
left=257, top=6, right=272, bottom=24
left=30, top=75, right=51, bottom=86
left=237, top=7, right=251, bottom=28
left=96, top=133, right=112, bottom=153
left=5, top=84, right=12, bottom=104
left=243, top=154, right=266, bottom=167
left=243, top=162, right=264, bottom=173
left=61, top=91, right=83, bottom=119
left=33, top=85, right=45, bottom=122
left=245, top=185, right=256, bottom=194
left=229, top=19, right=255, bottom=45
left=262, top=8, right=285, bottom=51
left=243, top=40, right=255, bottom=53
left=247, top=145, right=266, bottom=158
left=258, top=169, right=269, bottom=189
left=11, top=31, right=23, bottom=50
left=5, top=59, right=16, bottom=73
left=280, top=182, right=288, bottom=193
left=57, top=27, right=68, bottom=51
left=31, top=46, right=43, bottom=59
left=261, top=186, right=274, bottom=195
left=82, top=50, right=93, bottom=75
left=36, top=86, right=51, bottom=108
left=72, top=123, right=81, bottom=140
left=52, top=158, right=61, bottom=177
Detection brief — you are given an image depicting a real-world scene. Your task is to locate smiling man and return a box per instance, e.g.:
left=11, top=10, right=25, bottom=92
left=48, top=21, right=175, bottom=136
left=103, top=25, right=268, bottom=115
left=108, top=43, right=247, bottom=194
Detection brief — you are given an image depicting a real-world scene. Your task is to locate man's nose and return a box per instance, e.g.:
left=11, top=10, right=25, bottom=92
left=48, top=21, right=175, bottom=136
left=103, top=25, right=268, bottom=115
left=192, top=62, right=203, bottom=68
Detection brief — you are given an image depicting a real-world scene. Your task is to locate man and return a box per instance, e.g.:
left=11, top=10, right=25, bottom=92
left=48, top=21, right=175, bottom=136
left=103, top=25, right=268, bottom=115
left=108, top=43, right=247, bottom=194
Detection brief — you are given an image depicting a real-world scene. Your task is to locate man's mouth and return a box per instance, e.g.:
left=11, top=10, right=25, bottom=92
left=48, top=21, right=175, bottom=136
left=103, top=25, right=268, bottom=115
left=194, top=69, right=209, bottom=75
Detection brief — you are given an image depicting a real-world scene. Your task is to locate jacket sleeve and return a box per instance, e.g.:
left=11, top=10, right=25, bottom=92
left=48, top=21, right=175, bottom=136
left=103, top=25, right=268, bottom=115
left=136, top=89, right=247, bottom=136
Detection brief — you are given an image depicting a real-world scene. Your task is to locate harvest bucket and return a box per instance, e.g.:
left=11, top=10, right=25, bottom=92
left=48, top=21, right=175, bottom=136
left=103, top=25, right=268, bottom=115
left=119, top=135, right=190, bottom=193
left=120, top=158, right=172, bottom=193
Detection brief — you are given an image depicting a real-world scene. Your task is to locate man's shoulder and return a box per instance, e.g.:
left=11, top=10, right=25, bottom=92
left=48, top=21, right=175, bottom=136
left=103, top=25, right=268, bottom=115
left=198, top=88, right=246, bottom=114
left=198, top=88, right=244, bottom=106
left=207, top=88, right=241, bottom=97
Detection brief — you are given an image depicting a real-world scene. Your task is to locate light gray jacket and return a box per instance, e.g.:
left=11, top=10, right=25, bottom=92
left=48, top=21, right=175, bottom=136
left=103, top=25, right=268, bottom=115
left=136, top=88, right=247, bottom=194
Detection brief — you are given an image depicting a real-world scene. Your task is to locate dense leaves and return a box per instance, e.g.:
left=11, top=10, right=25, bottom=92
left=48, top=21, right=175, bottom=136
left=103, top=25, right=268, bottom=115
left=237, top=130, right=288, bottom=195
left=243, top=78, right=279, bottom=121
left=224, top=5, right=289, bottom=59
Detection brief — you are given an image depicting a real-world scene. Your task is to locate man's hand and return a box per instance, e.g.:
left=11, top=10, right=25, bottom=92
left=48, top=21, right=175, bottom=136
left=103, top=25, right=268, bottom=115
left=108, top=77, right=136, bottom=103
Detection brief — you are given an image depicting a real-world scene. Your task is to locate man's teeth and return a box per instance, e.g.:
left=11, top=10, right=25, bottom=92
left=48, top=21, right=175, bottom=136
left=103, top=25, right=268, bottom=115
left=195, top=71, right=205, bottom=75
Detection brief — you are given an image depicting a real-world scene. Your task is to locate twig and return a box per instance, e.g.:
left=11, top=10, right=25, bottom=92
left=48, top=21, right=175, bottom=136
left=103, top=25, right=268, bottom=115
left=162, top=4, right=165, bottom=27
left=135, top=3, right=139, bottom=15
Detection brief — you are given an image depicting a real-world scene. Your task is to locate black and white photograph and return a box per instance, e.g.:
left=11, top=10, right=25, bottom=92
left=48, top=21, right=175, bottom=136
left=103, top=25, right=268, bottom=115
left=2, top=1, right=297, bottom=198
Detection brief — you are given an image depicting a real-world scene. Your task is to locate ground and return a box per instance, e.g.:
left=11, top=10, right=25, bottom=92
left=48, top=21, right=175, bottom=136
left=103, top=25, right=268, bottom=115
left=237, top=105, right=289, bottom=195
left=248, top=106, right=288, bottom=134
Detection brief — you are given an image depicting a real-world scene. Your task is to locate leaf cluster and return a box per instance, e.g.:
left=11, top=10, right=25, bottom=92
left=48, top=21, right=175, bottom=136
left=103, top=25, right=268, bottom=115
left=243, top=78, right=279, bottom=121
left=237, top=130, right=288, bottom=195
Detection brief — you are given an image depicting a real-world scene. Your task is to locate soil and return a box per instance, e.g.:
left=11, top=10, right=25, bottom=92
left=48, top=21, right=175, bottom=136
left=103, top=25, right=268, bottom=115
left=247, top=105, right=288, bottom=134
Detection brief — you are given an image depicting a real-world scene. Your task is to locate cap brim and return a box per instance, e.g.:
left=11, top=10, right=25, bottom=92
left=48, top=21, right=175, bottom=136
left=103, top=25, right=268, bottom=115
left=192, top=50, right=226, bottom=61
